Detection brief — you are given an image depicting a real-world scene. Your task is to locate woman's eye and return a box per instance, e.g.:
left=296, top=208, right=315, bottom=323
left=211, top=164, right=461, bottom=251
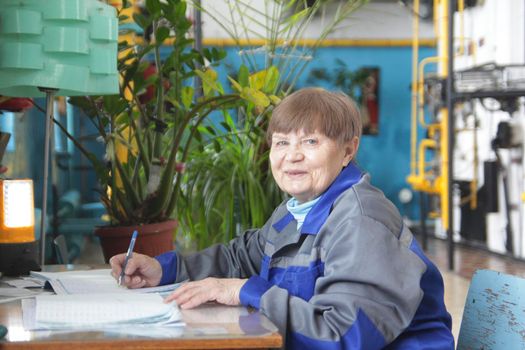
left=275, top=140, right=288, bottom=146
left=304, top=139, right=317, bottom=145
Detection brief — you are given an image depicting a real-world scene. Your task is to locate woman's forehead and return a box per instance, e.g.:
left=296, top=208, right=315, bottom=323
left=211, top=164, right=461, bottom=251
left=271, top=129, right=324, bottom=138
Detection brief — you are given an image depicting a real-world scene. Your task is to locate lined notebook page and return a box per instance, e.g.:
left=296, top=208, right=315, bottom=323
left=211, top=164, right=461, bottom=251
left=31, top=269, right=182, bottom=295
left=53, top=276, right=130, bottom=294
left=35, top=293, right=179, bottom=327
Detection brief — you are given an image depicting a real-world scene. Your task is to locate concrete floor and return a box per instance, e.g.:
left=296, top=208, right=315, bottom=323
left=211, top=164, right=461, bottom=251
left=441, top=270, right=470, bottom=341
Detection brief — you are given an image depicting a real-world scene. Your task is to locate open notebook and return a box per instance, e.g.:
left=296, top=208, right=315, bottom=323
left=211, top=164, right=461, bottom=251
left=23, top=269, right=185, bottom=331
left=23, top=293, right=183, bottom=330
left=30, top=269, right=182, bottom=295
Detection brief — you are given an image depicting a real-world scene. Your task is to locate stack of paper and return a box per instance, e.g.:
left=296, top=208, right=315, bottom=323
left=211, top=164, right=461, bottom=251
left=23, top=293, right=183, bottom=330
left=22, top=269, right=185, bottom=331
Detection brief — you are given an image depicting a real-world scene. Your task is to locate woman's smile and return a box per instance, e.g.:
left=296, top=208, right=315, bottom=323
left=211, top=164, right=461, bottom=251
left=285, top=170, right=307, bottom=176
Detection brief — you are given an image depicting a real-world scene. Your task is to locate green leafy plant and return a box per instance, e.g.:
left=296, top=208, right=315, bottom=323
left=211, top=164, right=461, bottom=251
left=56, top=0, right=277, bottom=226
left=199, top=0, right=368, bottom=95
left=177, top=0, right=368, bottom=248
left=177, top=114, right=282, bottom=250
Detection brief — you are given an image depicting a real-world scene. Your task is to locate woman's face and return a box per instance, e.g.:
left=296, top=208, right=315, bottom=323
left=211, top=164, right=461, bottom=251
left=270, top=129, right=358, bottom=203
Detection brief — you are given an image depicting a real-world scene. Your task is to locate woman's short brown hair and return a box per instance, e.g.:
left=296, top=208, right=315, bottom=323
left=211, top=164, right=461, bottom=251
left=266, top=87, right=362, bottom=145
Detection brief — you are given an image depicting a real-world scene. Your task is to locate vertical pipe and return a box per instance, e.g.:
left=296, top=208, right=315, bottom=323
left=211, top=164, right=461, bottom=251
left=436, top=0, right=451, bottom=265
left=446, top=0, right=455, bottom=270
left=50, top=100, right=58, bottom=202
left=39, top=89, right=57, bottom=267
left=66, top=102, right=75, bottom=189
left=437, top=0, right=449, bottom=237
left=420, top=191, right=428, bottom=250
left=410, top=0, right=420, bottom=178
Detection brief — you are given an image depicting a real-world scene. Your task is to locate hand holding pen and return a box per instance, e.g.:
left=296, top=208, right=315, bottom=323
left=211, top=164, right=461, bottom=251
left=109, top=237, right=163, bottom=289
left=118, top=230, right=138, bottom=286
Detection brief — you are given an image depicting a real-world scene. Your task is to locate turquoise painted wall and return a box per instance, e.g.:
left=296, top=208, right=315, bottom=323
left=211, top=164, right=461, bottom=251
left=217, top=45, right=437, bottom=220
left=301, top=46, right=437, bottom=220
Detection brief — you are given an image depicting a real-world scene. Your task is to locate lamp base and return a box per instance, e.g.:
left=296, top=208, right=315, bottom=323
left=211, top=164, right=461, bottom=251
left=0, top=241, right=40, bottom=276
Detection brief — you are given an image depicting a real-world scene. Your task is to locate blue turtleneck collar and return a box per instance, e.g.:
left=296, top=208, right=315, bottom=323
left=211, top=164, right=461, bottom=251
left=273, top=162, right=363, bottom=235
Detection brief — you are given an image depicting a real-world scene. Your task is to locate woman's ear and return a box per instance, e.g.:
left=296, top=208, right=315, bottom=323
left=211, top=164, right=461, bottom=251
left=342, top=136, right=360, bottom=167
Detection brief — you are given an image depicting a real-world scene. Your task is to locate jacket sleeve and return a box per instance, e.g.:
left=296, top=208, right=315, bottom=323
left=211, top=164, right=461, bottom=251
left=240, top=216, right=427, bottom=349
left=156, top=225, right=268, bottom=285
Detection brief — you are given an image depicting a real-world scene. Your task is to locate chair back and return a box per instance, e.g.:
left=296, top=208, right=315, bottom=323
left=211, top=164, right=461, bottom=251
left=457, top=269, right=525, bottom=349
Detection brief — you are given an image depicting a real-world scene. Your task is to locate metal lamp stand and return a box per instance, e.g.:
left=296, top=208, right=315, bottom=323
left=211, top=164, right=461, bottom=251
left=38, top=87, right=58, bottom=267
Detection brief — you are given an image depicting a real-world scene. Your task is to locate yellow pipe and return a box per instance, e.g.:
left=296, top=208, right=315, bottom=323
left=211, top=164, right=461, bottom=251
left=418, top=139, right=437, bottom=179
left=437, top=0, right=450, bottom=230
left=407, top=137, right=441, bottom=194
left=427, top=123, right=441, bottom=139
left=202, top=38, right=437, bottom=48
left=120, top=36, right=437, bottom=48
left=410, top=0, right=469, bottom=232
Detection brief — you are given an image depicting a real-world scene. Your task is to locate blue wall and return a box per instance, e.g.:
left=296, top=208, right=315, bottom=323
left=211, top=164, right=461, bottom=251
left=218, top=45, right=437, bottom=220
left=304, top=46, right=436, bottom=220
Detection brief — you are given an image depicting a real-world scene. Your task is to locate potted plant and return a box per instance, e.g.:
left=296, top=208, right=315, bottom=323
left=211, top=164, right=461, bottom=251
left=57, top=0, right=277, bottom=261
left=177, top=0, right=368, bottom=249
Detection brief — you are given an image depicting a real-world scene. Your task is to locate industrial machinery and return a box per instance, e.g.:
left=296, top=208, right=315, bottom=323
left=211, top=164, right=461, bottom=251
left=407, top=0, right=525, bottom=266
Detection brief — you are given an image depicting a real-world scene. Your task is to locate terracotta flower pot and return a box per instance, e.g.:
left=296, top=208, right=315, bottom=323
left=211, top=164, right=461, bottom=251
left=94, top=220, right=177, bottom=263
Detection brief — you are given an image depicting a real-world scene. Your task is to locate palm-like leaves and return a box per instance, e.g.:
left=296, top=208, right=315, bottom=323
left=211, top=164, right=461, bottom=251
left=178, top=114, right=282, bottom=249
left=195, top=0, right=368, bottom=94
left=62, top=0, right=278, bottom=226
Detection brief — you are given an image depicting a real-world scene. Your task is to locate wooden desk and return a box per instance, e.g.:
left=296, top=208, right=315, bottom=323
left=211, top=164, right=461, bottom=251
left=0, top=280, right=282, bottom=350
left=0, top=301, right=282, bottom=349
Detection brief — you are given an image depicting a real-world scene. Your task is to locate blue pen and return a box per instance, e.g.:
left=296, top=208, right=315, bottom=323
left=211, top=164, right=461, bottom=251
left=118, top=230, right=138, bottom=286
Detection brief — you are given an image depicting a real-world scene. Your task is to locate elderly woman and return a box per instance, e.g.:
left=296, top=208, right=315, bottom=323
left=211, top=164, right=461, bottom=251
left=110, top=88, right=454, bottom=349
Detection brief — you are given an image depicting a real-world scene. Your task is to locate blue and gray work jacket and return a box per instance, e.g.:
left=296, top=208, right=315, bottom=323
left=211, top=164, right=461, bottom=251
left=156, top=164, right=454, bottom=349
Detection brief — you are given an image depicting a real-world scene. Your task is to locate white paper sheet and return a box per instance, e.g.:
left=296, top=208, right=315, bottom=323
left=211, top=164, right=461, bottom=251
left=23, top=293, right=184, bottom=330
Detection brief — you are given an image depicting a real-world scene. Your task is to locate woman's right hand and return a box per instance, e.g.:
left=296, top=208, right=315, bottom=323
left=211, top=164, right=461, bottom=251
left=109, top=252, right=162, bottom=288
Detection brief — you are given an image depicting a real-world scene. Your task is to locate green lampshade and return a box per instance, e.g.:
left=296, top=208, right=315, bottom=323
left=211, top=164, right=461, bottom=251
left=0, top=0, right=118, bottom=97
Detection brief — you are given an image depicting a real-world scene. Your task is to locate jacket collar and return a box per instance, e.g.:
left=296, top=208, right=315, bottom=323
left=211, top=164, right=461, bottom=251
left=272, top=163, right=363, bottom=235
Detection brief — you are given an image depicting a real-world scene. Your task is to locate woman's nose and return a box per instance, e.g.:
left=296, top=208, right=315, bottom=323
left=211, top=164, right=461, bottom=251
left=284, top=146, right=304, bottom=161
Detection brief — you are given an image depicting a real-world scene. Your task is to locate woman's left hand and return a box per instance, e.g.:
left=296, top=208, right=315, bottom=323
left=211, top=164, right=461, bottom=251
left=165, top=278, right=247, bottom=309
